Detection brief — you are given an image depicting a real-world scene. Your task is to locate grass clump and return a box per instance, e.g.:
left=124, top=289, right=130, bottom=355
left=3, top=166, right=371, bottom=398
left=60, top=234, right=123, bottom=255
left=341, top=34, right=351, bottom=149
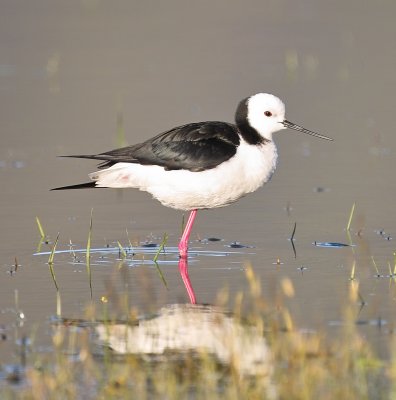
left=0, top=264, right=391, bottom=400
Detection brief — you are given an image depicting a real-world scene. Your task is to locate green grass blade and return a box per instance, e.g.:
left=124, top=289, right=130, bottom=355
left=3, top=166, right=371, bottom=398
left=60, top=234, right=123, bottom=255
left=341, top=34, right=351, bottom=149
left=86, top=208, right=93, bottom=261
left=153, top=233, right=168, bottom=263
left=349, top=261, right=356, bottom=281
left=36, top=237, right=45, bottom=254
left=86, top=209, right=93, bottom=299
left=152, top=233, right=168, bottom=289
left=36, top=216, right=46, bottom=238
left=117, top=241, right=127, bottom=259
left=371, top=256, right=380, bottom=276
left=125, top=228, right=133, bottom=249
left=346, top=202, right=355, bottom=231
left=393, top=252, right=396, bottom=276
left=345, top=230, right=356, bottom=255
left=48, top=233, right=60, bottom=292
left=48, top=232, right=59, bottom=265
left=153, top=261, right=169, bottom=290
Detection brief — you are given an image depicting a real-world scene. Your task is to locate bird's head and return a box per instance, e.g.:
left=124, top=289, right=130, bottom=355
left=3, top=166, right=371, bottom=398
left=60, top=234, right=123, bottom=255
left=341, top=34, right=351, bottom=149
left=236, top=93, right=333, bottom=143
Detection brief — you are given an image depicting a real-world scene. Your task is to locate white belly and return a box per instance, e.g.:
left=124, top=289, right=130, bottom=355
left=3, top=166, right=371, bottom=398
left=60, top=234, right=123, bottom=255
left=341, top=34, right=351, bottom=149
left=89, top=141, right=278, bottom=211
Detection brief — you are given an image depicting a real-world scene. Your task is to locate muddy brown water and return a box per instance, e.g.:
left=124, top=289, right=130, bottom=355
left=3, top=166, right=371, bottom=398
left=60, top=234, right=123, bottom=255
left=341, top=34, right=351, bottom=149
left=1, top=0, right=396, bottom=370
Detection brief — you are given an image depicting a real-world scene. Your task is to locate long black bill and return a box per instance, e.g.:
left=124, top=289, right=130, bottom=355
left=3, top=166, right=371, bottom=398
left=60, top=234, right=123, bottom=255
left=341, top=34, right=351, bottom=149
left=282, top=120, right=333, bottom=141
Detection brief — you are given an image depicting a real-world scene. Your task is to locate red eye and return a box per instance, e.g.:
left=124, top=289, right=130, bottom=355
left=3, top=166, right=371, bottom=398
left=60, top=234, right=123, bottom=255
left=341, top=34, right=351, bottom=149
left=264, top=111, right=272, bottom=117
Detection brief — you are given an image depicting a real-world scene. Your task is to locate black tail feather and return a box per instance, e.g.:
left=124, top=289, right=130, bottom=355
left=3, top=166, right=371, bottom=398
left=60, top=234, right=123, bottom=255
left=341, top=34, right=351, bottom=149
left=51, top=182, right=97, bottom=191
left=59, top=154, right=122, bottom=162
left=59, top=154, right=126, bottom=169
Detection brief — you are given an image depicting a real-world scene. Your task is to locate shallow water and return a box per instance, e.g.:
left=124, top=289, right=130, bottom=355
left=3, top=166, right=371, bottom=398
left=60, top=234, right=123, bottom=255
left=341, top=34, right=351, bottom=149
left=1, top=0, right=396, bottom=383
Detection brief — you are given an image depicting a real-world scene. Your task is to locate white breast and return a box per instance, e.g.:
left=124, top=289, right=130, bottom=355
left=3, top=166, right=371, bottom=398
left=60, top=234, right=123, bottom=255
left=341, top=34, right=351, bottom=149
left=89, top=140, right=278, bottom=211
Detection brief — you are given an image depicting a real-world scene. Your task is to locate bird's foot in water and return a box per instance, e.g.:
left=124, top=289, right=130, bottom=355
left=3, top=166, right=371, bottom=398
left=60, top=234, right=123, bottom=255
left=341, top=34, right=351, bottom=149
left=178, top=241, right=188, bottom=259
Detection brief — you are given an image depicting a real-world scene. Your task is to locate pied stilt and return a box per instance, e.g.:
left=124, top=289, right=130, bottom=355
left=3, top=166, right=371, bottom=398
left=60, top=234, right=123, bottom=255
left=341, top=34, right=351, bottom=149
left=52, top=93, right=332, bottom=268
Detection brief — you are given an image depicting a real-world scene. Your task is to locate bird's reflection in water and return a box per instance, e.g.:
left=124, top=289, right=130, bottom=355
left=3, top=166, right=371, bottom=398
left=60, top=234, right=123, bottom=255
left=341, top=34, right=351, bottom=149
left=57, top=297, right=275, bottom=396
left=95, top=303, right=272, bottom=378
left=56, top=258, right=274, bottom=392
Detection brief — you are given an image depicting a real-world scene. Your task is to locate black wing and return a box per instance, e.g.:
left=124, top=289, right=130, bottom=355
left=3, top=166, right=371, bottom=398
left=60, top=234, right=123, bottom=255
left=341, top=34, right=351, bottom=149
left=65, top=122, right=240, bottom=172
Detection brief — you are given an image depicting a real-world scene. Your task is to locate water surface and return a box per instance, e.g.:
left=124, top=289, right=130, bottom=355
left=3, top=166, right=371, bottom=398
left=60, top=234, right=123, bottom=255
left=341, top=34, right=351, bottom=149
left=1, top=0, right=396, bottom=376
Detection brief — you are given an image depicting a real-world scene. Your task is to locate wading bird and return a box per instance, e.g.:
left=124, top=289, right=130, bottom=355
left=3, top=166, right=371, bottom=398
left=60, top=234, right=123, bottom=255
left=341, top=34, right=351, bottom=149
left=53, top=93, right=332, bottom=265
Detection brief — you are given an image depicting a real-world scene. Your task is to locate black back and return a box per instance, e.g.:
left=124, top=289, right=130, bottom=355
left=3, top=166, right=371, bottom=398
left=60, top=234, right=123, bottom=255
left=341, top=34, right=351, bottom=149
left=87, top=121, right=241, bottom=172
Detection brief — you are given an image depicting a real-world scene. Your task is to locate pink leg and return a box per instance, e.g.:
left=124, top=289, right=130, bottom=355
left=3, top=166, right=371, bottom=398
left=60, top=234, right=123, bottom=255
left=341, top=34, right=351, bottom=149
left=178, top=257, right=196, bottom=304
left=178, top=209, right=197, bottom=259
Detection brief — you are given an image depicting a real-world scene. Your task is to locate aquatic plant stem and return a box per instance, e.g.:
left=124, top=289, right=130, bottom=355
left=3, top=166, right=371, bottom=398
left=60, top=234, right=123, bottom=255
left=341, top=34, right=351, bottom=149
left=86, top=209, right=93, bottom=299
left=153, top=233, right=169, bottom=289
left=117, top=241, right=127, bottom=259
left=153, top=233, right=168, bottom=263
left=346, top=202, right=355, bottom=231
left=48, top=233, right=60, bottom=290
left=36, top=216, right=46, bottom=238
left=48, top=233, right=61, bottom=317
left=350, top=261, right=356, bottom=281
left=371, top=256, right=380, bottom=276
